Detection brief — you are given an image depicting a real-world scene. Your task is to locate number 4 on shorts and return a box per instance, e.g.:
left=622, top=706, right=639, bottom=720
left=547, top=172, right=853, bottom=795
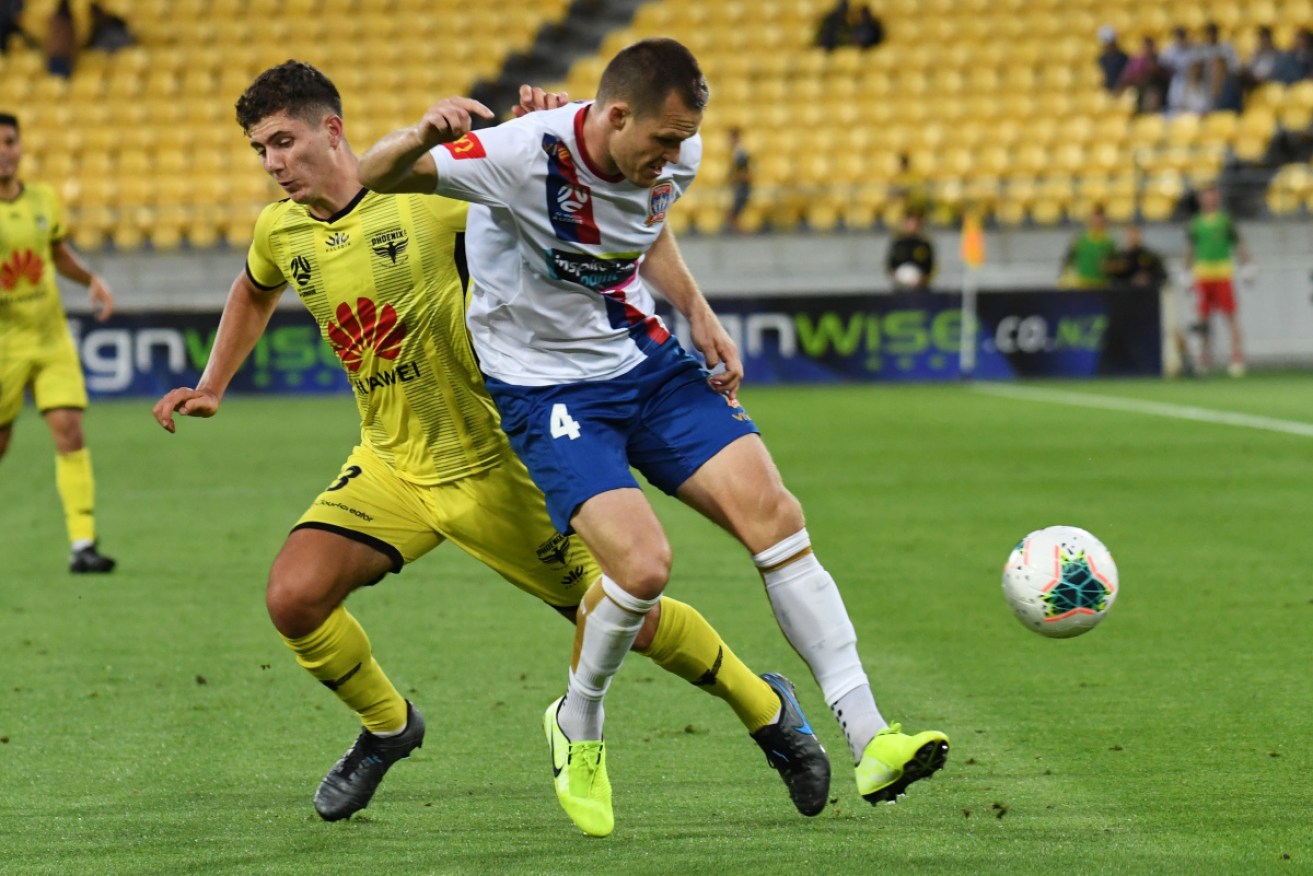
left=550, top=403, right=581, bottom=440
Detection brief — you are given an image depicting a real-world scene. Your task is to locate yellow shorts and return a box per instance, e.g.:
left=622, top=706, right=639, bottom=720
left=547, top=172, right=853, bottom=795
left=0, top=335, right=88, bottom=426
left=294, top=444, right=599, bottom=608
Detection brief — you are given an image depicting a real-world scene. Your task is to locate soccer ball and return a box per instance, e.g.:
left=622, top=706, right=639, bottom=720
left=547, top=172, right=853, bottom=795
left=1001, top=526, right=1118, bottom=638
left=893, top=263, right=923, bottom=288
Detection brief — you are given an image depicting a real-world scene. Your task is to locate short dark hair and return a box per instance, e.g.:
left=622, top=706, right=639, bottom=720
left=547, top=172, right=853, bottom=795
left=596, top=38, right=708, bottom=117
left=0, top=112, right=18, bottom=133
left=235, top=60, right=342, bottom=132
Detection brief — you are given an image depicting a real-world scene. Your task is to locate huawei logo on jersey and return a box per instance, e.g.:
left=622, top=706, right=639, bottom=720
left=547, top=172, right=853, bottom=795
left=326, top=297, right=407, bottom=372
left=1, top=249, right=44, bottom=290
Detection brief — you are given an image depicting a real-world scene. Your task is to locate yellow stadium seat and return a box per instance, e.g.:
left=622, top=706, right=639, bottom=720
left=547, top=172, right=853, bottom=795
left=1105, top=196, right=1137, bottom=224
left=1280, top=104, right=1313, bottom=131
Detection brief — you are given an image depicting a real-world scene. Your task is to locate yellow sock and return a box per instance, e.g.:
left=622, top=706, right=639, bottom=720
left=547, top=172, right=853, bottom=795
left=282, top=606, right=408, bottom=734
left=639, top=597, right=780, bottom=732
left=55, top=448, right=96, bottom=545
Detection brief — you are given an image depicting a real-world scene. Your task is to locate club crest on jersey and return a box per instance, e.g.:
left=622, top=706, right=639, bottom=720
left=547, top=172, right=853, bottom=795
left=442, top=133, right=486, bottom=159
left=326, top=297, right=407, bottom=373
left=646, top=182, right=674, bottom=226
left=370, top=228, right=409, bottom=264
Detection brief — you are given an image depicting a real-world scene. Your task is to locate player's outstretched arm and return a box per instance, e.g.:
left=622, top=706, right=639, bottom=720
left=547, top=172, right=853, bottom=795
left=360, top=97, right=494, bottom=194
left=641, top=225, right=744, bottom=399
left=51, top=239, right=114, bottom=322
left=151, top=271, right=283, bottom=433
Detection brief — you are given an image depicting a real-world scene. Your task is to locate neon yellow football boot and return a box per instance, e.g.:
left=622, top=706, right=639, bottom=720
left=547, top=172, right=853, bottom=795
left=856, top=723, right=949, bottom=804
left=544, top=697, right=614, bottom=837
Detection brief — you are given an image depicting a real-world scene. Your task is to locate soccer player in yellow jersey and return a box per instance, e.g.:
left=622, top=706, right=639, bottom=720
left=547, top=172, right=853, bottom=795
left=0, top=111, right=117, bottom=573
left=150, top=61, right=828, bottom=827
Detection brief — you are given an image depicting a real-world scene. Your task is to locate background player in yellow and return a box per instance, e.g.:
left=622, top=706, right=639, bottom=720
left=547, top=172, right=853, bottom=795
left=150, top=62, right=828, bottom=826
left=0, top=111, right=117, bottom=573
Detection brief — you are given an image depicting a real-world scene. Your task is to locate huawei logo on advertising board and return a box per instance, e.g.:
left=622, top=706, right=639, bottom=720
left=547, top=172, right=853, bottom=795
left=326, top=297, right=407, bottom=372
left=1, top=249, right=44, bottom=290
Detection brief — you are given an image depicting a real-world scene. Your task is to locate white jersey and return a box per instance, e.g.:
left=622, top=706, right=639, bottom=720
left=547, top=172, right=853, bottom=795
left=429, top=102, right=700, bottom=386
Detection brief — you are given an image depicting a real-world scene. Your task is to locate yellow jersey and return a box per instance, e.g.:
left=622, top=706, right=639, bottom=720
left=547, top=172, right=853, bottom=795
left=0, top=182, right=68, bottom=356
left=246, top=189, right=507, bottom=486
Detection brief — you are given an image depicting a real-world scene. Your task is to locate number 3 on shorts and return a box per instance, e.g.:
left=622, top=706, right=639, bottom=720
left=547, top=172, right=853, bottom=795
left=550, top=403, right=581, bottom=440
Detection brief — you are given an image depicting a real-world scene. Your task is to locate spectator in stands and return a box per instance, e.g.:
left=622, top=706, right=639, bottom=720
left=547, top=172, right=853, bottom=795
left=85, top=3, right=133, bottom=52
left=1195, top=21, right=1239, bottom=74
left=1108, top=225, right=1167, bottom=291
left=850, top=4, right=884, bottom=50
left=43, top=0, right=75, bottom=78
left=886, top=212, right=935, bottom=291
left=1117, top=35, right=1170, bottom=113
left=1159, top=25, right=1195, bottom=84
left=1097, top=25, right=1129, bottom=92
left=1274, top=28, right=1313, bottom=84
left=1209, top=55, right=1243, bottom=112
left=726, top=127, right=752, bottom=233
left=1241, top=25, right=1282, bottom=91
left=815, top=0, right=850, bottom=52
left=1, top=0, right=34, bottom=54
left=1167, top=59, right=1213, bottom=116
left=1061, top=205, right=1117, bottom=289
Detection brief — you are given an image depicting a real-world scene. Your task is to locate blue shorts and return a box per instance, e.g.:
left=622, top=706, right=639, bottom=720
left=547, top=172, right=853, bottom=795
left=484, top=339, right=760, bottom=533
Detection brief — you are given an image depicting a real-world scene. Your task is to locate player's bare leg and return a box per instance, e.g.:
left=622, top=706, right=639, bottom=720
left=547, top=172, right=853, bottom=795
left=43, top=407, right=113, bottom=573
left=1224, top=312, right=1245, bottom=376
left=678, top=434, right=947, bottom=804
left=268, top=528, right=423, bottom=820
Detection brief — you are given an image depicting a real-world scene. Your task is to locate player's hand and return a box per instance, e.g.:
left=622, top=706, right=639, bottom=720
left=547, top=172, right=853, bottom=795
left=690, top=313, right=744, bottom=400
left=88, top=275, right=115, bottom=322
left=415, top=97, right=495, bottom=148
left=512, top=85, right=569, bottom=118
left=152, top=387, right=220, bottom=433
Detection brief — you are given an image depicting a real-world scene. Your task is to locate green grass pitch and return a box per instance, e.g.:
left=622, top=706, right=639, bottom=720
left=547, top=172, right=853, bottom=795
left=2, top=376, right=1310, bottom=875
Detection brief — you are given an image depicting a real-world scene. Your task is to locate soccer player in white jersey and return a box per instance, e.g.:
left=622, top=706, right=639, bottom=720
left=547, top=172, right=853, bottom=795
left=153, top=61, right=827, bottom=829
left=360, top=38, right=948, bottom=837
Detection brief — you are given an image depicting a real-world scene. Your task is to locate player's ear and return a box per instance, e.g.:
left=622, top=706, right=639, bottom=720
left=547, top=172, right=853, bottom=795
left=605, top=102, right=631, bottom=131
left=324, top=114, right=345, bottom=148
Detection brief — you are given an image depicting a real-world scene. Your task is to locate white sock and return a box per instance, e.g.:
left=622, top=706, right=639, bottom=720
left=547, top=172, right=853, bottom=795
left=755, top=529, right=887, bottom=761
left=557, top=575, right=658, bottom=741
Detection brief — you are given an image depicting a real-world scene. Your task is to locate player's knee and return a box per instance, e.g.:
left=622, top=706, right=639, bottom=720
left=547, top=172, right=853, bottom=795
left=750, top=487, right=806, bottom=549
left=612, top=542, right=672, bottom=601
left=266, top=563, right=336, bottom=638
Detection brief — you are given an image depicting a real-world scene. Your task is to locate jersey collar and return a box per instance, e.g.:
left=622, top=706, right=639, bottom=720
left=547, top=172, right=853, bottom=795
left=575, top=104, right=625, bottom=184
left=307, top=186, right=368, bottom=224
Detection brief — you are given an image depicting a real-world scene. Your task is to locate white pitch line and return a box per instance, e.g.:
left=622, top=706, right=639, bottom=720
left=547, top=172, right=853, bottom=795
left=973, top=383, right=1313, bottom=439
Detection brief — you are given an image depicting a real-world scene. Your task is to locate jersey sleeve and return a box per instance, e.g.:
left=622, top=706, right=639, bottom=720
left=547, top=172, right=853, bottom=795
left=245, top=203, right=287, bottom=291
left=418, top=194, right=469, bottom=234
left=45, top=186, right=66, bottom=242
left=429, top=123, right=535, bottom=208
